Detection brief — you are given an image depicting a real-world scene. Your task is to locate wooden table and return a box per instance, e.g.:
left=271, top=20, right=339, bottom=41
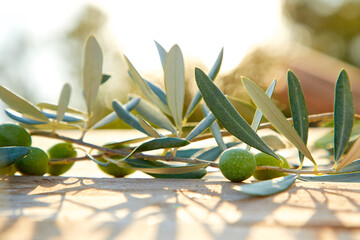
left=1, top=130, right=360, bottom=240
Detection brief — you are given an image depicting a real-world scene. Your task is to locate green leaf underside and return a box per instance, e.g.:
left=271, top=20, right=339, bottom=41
left=336, top=135, right=360, bottom=171
left=123, top=137, right=190, bottom=160
left=91, top=98, right=140, bottom=129
left=299, top=172, right=360, bottom=182
left=132, top=96, right=176, bottom=134
left=0, top=84, right=48, bottom=121
left=112, top=100, right=148, bottom=136
left=154, top=41, right=167, bottom=69
left=184, top=48, right=224, bottom=120
left=186, top=112, right=216, bottom=141
left=195, top=68, right=278, bottom=160
left=242, top=77, right=315, bottom=165
left=137, top=116, right=163, bottom=138
left=164, top=45, right=185, bottom=130
left=202, top=104, right=226, bottom=151
left=83, top=36, right=103, bottom=116
left=337, top=160, right=360, bottom=173
left=196, top=142, right=240, bottom=161
left=246, top=79, right=276, bottom=151
left=0, top=147, right=31, bottom=169
left=122, top=158, right=207, bottom=174
left=21, top=122, right=80, bottom=130
left=287, top=70, right=308, bottom=164
left=233, top=175, right=298, bottom=196
left=125, top=56, right=171, bottom=115
left=334, top=69, right=354, bottom=162
left=37, top=103, right=86, bottom=116
left=57, top=83, right=71, bottom=122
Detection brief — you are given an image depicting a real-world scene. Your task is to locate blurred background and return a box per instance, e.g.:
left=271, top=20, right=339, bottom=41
left=0, top=0, right=359, bottom=124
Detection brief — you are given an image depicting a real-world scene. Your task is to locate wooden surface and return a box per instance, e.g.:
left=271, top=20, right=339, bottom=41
left=1, top=129, right=360, bottom=239
left=1, top=177, right=360, bottom=240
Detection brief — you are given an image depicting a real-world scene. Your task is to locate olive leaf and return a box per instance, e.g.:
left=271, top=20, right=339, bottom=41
left=242, top=77, right=316, bottom=165
left=0, top=147, right=31, bottom=169
left=246, top=79, right=276, bottom=151
left=164, top=44, right=185, bottom=131
left=334, top=69, right=354, bottom=162
left=154, top=40, right=167, bottom=69
left=144, top=79, right=168, bottom=105
left=335, top=135, right=360, bottom=171
left=287, top=70, right=308, bottom=164
left=233, top=175, right=298, bottom=196
left=91, top=98, right=140, bottom=129
left=83, top=36, right=103, bottom=116
left=37, top=102, right=86, bottom=116
left=132, top=96, right=177, bottom=134
left=125, top=56, right=171, bottom=115
left=56, top=83, right=71, bottom=123
left=184, top=48, right=224, bottom=120
left=201, top=104, right=226, bottom=151
left=195, top=68, right=279, bottom=160
left=121, top=137, right=190, bottom=160
left=299, top=172, right=360, bottom=182
left=101, top=74, right=111, bottom=84
left=112, top=100, right=148, bottom=136
left=137, top=116, right=163, bottom=138
left=186, top=111, right=216, bottom=141
left=0, top=84, right=48, bottom=122
left=123, top=158, right=208, bottom=175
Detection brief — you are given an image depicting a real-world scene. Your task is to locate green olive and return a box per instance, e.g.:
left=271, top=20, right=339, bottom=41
left=253, top=153, right=290, bottom=180
left=219, top=148, right=256, bottom=182
left=47, top=142, right=77, bottom=176
left=15, top=147, right=49, bottom=176
left=0, top=124, right=31, bottom=147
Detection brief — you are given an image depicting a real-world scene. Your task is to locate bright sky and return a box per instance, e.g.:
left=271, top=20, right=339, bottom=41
left=0, top=0, right=284, bottom=113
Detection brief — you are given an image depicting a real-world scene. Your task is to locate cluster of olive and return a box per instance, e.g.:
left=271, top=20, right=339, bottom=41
left=0, top=124, right=134, bottom=177
left=218, top=148, right=290, bottom=182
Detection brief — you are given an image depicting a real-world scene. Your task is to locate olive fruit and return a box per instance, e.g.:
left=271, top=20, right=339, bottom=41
left=219, top=148, right=256, bottom=182
left=47, top=142, right=77, bottom=176
left=14, top=147, right=49, bottom=176
left=253, top=153, right=290, bottom=180
left=98, top=144, right=135, bottom=178
left=0, top=124, right=31, bottom=147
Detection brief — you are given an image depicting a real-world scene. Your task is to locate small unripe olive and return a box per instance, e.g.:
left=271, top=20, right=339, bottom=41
left=219, top=148, right=256, bottom=182
left=47, top=142, right=77, bottom=176
left=253, top=153, right=290, bottom=180
left=15, top=147, right=49, bottom=176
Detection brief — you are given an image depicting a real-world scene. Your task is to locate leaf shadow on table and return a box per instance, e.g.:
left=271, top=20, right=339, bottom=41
left=1, top=176, right=360, bottom=240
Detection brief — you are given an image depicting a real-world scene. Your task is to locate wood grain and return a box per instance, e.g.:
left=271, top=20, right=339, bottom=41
left=1, top=176, right=360, bottom=240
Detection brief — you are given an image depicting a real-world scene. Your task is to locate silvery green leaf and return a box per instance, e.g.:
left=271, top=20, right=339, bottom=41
left=242, top=77, right=315, bottom=165
left=91, top=98, right=140, bottom=129
left=337, top=160, right=360, bottom=173
left=202, top=104, right=226, bottom=151
left=126, top=56, right=171, bottom=115
left=87, top=153, right=109, bottom=167
left=196, top=142, right=240, bottom=161
left=145, top=79, right=168, bottom=105
left=299, top=172, right=360, bottom=182
left=233, top=175, right=298, bottom=196
left=122, top=137, right=190, bottom=160
left=132, top=96, right=177, bottom=134
left=154, top=40, right=167, bottom=69
left=112, top=100, right=148, bottom=136
left=137, top=116, right=163, bottom=138
left=41, top=111, right=83, bottom=123
left=195, top=68, right=278, bottom=160
left=83, top=36, right=103, bottom=116
left=164, top=44, right=185, bottom=130
left=0, top=147, right=31, bottom=169
left=334, top=69, right=354, bottom=162
left=246, top=79, right=276, bottom=151
left=57, top=83, right=71, bottom=123
left=287, top=70, right=308, bottom=164
left=186, top=111, right=216, bottom=141
left=5, top=109, right=46, bottom=125
left=37, top=102, right=86, bottom=116
left=184, top=48, right=224, bottom=120
left=0, top=84, right=48, bottom=122
left=124, top=158, right=207, bottom=175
